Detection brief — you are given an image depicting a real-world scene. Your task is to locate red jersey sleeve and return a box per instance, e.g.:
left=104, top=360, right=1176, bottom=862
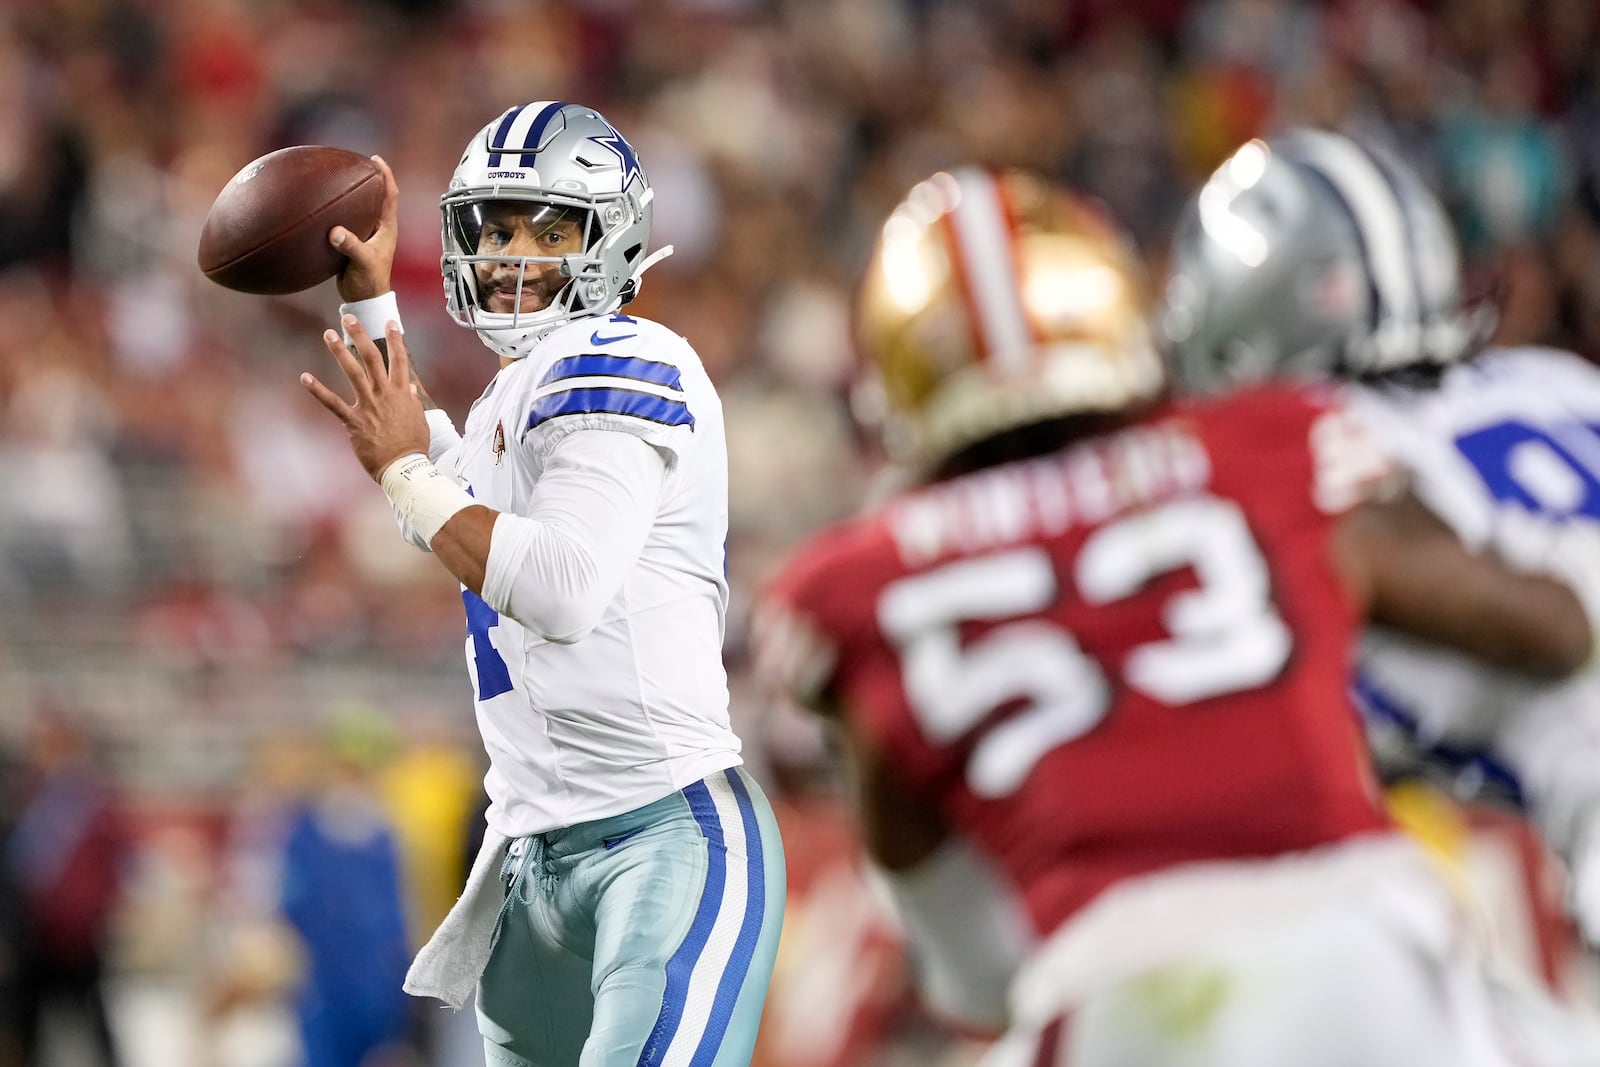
left=1189, top=382, right=1401, bottom=518
left=751, top=523, right=873, bottom=709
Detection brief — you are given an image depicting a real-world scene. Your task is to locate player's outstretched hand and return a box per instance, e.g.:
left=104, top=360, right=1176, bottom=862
left=301, top=317, right=429, bottom=482
left=333, top=155, right=399, bottom=303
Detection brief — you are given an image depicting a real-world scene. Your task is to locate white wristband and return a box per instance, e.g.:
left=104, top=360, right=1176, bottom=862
left=340, top=291, right=404, bottom=344
left=379, top=452, right=475, bottom=544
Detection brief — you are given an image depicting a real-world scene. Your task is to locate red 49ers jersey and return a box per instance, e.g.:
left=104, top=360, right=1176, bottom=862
left=754, top=383, right=1396, bottom=935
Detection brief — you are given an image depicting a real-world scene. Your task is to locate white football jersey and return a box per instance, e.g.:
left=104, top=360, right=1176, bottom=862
left=432, top=312, right=741, bottom=837
left=1349, top=345, right=1600, bottom=854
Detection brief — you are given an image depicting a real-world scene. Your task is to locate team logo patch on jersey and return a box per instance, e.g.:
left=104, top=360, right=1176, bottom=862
left=493, top=420, right=506, bottom=466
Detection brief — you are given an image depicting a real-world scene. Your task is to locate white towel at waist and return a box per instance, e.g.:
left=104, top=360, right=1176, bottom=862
left=404, top=829, right=511, bottom=1010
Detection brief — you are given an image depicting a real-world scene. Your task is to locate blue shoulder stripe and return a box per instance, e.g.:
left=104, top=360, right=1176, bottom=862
left=526, top=387, right=694, bottom=431
left=539, top=354, right=683, bottom=390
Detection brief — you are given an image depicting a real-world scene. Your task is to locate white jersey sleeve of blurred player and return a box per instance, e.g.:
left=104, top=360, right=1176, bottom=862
left=1351, top=346, right=1600, bottom=942
left=1351, top=346, right=1600, bottom=554
left=1351, top=349, right=1600, bottom=630
left=871, top=839, right=1033, bottom=1033
left=480, top=429, right=666, bottom=642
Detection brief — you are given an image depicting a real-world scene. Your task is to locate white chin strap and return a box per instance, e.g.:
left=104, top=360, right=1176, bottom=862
left=637, top=244, right=674, bottom=275
left=477, top=244, right=676, bottom=362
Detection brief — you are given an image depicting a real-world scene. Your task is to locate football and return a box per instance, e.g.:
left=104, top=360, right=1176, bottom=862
left=197, top=145, right=384, bottom=295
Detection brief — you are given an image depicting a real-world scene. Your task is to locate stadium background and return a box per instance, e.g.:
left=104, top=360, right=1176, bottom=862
left=3, top=0, right=1600, bottom=1064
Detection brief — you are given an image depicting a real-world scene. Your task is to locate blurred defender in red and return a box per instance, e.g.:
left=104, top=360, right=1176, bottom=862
left=752, top=168, right=1600, bottom=1066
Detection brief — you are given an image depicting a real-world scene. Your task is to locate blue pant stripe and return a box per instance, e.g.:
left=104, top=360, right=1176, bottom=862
left=686, top=770, right=766, bottom=1067
left=636, top=781, right=725, bottom=1067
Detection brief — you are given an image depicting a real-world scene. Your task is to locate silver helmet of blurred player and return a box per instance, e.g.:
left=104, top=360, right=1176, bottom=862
left=855, top=167, right=1165, bottom=474
left=441, top=101, right=672, bottom=360
left=1160, top=130, right=1494, bottom=393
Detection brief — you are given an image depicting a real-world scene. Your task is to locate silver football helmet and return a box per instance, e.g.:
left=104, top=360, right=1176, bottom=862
left=441, top=101, right=671, bottom=360
left=1161, top=129, right=1494, bottom=392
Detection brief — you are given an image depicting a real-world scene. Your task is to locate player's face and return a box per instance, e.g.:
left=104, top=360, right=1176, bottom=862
left=473, top=203, right=586, bottom=315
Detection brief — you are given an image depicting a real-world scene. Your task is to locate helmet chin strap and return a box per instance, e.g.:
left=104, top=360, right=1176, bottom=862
left=636, top=244, right=674, bottom=276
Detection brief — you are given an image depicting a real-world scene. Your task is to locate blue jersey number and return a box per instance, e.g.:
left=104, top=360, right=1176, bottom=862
left=463, top=590, right=514, bottom=700
left=1455, top=419, right=1600, bottom=520
left=457, top=481, right=513, bottom=700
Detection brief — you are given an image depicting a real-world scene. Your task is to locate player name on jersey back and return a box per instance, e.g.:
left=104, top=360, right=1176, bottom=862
left=887, top=423, right=1213, bottom=568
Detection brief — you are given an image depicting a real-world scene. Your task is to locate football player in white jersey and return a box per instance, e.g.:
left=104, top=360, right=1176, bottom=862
left=298, top=101, right=786, bottom=1067
left=1162, top=128, right=1600, bottom=960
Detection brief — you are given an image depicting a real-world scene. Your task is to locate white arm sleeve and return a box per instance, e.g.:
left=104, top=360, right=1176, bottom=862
left=869, top=839, right=1033, bottom=1033
left=480, top=429, right=667, bottom=643
left=390, top=409, right=466, bottom=550
left=425, top=407, right=463, bottom=463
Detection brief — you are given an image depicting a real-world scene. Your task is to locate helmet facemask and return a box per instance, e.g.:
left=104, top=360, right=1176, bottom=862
left=442, top=190, right=647, bottom=353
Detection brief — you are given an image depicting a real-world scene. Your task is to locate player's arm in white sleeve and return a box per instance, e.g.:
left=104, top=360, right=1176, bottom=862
left=389, top=410, right=467, bottom=551
left=392, top=427, right=665, bottom=642
left=476, top=429, right=665, bottom=642
left=869, top=841, right=1031, bottom=1035
left=341, top=315, right=694, bottom=639
left=379, top=442, right=663, bottom=636
left=843, top=717, right=1027, bottom=1034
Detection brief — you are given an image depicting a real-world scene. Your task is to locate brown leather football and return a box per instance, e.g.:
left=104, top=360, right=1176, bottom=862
left=197, top=145, right=383, bottom=295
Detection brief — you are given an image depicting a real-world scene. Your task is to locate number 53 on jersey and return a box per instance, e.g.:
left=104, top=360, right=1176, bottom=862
left=880, top=494, right=1291, bottom=798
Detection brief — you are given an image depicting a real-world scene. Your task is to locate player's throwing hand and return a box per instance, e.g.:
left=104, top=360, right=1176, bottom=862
left=301, top=317, right=430, bottom=482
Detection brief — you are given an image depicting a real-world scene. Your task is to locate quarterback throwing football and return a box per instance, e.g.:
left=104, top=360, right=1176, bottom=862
left=300, top=102, right=785, bottom=1067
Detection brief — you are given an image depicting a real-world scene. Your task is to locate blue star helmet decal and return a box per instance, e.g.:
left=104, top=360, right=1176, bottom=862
left=588, top=119, right=642, bottom=188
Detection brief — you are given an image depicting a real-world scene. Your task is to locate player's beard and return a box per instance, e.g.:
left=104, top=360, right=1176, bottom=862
left=481, top=267, right=563, bottom=315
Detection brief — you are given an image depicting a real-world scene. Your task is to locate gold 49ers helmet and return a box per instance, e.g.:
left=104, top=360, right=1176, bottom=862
left=856, top=168, right=1165, bottom=473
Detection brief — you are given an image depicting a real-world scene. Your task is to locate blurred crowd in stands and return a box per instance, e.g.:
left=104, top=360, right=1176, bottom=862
left=4, top=0, right=1600, bottom=1064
